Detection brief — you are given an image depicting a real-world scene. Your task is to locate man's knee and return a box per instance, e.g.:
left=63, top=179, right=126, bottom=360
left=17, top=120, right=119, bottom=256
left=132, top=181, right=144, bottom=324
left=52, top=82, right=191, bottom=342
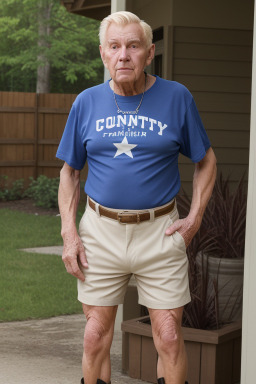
left=150, top=309, right=183, bottom=360
left=84, top=316, right=107, bottom=356
left=83, top=305, right=116, bottom=358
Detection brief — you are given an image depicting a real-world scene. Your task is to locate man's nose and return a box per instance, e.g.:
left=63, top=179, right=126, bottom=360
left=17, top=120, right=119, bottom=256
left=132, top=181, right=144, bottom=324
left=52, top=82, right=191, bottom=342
left=119, top=46, right=129, bottom=61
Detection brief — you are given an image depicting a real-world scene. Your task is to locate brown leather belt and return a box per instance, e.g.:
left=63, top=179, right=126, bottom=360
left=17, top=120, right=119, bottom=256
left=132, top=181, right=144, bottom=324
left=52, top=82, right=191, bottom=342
left=88, top=198, right=175, bottom=224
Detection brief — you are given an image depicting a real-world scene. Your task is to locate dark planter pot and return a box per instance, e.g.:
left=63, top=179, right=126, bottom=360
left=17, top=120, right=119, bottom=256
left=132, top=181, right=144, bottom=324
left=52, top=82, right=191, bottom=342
left=196, top=251, right=244, bottom=323
left=121, top=316, right=241, bottom=384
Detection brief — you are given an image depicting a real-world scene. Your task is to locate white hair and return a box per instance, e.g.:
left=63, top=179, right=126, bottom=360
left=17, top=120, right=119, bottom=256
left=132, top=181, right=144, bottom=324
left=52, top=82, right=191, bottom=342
left=99, top=11, right=153, bottom=48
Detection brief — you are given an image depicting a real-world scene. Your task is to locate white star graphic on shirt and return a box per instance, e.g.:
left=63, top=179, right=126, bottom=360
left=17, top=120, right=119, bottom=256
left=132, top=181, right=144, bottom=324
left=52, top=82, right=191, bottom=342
left=113, top=137, right=138, bottom=158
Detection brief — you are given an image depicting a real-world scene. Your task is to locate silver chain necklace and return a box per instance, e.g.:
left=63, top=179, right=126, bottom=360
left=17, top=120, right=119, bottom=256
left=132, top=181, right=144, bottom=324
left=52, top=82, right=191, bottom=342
left=113, top=72, right=147, bottom=115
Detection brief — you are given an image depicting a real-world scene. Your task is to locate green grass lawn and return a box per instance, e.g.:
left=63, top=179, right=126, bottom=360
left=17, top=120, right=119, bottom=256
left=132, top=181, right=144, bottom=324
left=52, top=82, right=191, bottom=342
left=0, top=208, right=83, bottom=322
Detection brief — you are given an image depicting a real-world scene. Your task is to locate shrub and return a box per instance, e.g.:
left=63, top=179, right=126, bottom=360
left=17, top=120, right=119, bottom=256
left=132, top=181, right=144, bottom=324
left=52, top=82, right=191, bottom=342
left=0, top=176, right=24, bottom=201
left=25, top=175, right=60, bottom=208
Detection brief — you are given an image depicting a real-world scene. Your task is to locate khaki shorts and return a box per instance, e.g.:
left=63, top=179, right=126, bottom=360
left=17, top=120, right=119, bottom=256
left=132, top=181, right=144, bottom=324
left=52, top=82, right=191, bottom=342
left=78, top=198, right=191, bottom=309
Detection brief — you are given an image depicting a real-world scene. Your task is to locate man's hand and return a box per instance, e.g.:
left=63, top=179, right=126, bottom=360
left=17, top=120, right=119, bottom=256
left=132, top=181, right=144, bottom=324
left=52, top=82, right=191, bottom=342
left=166, top=148, right=217, bottom=248
left=165, top=216, right=201, bottom=248
left=58, top=162, right=88, bottom=281
left=62, top=232, right=88, bottom=281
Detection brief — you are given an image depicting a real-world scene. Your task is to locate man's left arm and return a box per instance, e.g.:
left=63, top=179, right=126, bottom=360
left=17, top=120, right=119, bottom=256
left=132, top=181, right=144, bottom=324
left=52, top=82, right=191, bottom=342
left=166, top=147, right=217, bottom=247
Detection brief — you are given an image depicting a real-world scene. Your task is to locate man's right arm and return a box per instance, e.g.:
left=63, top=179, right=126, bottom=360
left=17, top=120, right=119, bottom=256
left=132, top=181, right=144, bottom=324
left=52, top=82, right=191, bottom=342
left=58, top=162, right=88, bottom=281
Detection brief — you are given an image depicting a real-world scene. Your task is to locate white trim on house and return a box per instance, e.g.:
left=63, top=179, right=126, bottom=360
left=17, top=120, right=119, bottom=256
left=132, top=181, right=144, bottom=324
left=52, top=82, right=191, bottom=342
left=241, top=1, right=256, bottom=382
left=111, top=0, right=126, bottom=13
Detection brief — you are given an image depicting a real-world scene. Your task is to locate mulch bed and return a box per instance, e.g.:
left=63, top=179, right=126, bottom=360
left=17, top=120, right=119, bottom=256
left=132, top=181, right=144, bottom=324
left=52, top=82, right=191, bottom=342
left=0, top=199, right=60, bottom=216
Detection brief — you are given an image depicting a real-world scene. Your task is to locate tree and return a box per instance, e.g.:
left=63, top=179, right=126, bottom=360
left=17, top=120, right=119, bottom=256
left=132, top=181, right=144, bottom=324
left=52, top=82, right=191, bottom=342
left=0, top=0, right=103, bottom=93
left=37, top=0, right=52, bottom=93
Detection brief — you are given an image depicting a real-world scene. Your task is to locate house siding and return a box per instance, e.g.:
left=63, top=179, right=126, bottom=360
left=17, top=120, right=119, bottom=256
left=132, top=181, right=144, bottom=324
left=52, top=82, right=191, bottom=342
left=172, top=26, right=252, bottom=194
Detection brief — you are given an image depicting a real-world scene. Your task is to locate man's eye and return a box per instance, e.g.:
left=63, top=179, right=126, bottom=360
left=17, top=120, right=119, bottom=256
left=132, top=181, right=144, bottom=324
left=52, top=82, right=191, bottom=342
left=111, top=45, right=117, bottom=50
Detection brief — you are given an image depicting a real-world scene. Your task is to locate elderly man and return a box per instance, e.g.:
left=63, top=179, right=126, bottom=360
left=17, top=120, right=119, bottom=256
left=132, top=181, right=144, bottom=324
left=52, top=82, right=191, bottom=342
left=57, top=11, right=216, bottom=384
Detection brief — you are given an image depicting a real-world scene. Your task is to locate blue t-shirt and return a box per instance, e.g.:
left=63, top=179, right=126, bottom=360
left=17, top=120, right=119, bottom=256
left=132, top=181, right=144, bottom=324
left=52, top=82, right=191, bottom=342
left=56, top=76, right=211, bottom=209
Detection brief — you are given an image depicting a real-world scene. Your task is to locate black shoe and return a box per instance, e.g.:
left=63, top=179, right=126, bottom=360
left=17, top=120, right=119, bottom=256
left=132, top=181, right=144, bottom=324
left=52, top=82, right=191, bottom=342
left=80, top=379, right=111, bottom=384
left=157, top=379, right=188, bottom=384
left=97, top=381, right=110, bottom=384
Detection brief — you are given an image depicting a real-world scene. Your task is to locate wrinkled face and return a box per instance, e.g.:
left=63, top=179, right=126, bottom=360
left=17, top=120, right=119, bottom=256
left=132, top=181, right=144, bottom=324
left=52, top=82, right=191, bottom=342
left=100, top=22, right=155, bottom=87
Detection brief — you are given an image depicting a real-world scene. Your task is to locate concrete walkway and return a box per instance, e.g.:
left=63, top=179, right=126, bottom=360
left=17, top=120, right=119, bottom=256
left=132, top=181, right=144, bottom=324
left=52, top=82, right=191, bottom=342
left=21, top=245, right=63, bottom=256
left=0, top=314, right=148, bottom=384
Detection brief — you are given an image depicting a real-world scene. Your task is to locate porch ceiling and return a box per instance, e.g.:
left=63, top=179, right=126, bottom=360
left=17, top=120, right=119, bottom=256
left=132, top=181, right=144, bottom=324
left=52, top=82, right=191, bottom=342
left=61, top=0, right=111, bottom=20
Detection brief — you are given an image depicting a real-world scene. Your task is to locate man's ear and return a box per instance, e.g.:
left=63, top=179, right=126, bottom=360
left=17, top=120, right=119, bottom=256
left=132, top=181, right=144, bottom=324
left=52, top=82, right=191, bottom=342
left=146, top=44, right=155, bottom=67
left=99, top=45, right=108, bottom=69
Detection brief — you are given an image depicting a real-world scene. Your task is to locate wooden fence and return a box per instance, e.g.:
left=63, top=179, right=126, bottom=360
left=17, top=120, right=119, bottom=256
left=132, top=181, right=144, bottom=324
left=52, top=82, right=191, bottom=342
left=0, top=91, right=77, bottom=185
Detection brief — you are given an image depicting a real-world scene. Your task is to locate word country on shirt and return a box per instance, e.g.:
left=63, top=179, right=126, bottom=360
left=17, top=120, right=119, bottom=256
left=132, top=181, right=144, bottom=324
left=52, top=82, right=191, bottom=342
left=96, top=114, right=168, bottom=136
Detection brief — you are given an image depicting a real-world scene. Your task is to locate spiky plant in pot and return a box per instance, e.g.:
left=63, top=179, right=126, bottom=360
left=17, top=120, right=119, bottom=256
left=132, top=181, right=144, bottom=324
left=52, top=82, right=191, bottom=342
left=177, top=173, right=247, bottom=329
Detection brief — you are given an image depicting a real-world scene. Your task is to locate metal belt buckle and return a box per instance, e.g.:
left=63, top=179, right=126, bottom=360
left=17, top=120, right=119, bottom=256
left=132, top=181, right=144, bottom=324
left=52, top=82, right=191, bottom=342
left=117, top=211, right=129, bottom=224
left=117, top=211, right=140, bottom=224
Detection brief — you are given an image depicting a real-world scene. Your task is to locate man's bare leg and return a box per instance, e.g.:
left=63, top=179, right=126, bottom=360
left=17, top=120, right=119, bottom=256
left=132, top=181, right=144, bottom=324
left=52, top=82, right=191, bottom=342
left=82, top=304, right=117, bottom=384
left=148, top=307, right=187, bottom=384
